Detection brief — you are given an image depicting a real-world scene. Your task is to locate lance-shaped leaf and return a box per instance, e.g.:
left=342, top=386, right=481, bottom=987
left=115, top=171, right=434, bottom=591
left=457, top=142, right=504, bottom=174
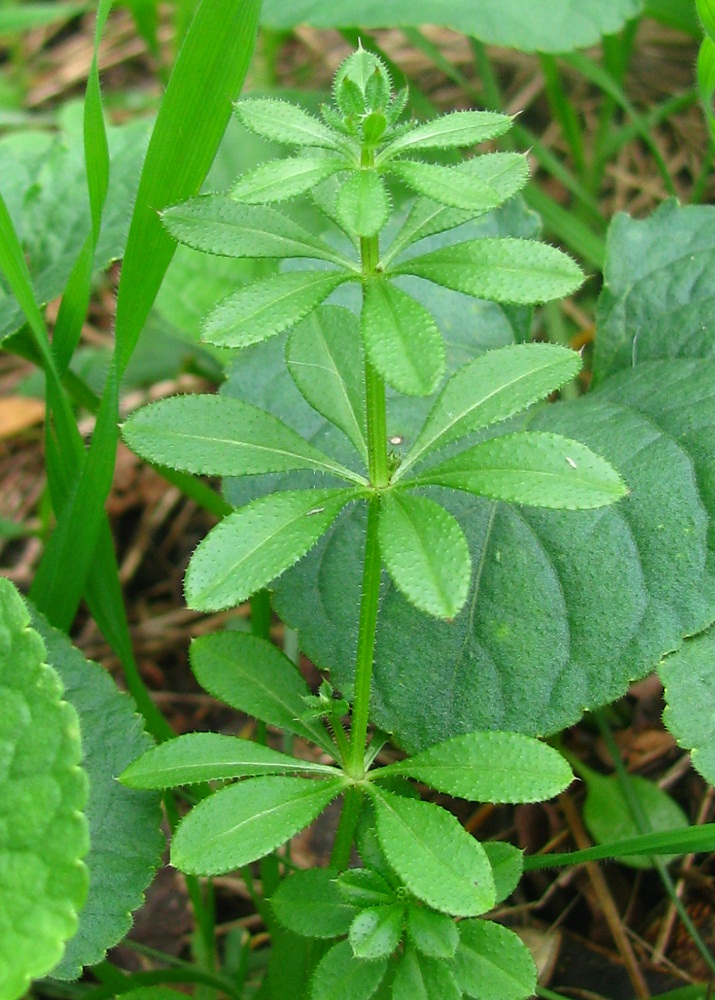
left=271, top=868, right=359, bottom=938
left=171, top=774, right=347, bottom=875
left=414, top=431, right=628, bottom=509
left=392, top=944, right=462, bottom=1000
left=393, top=237, right=583, bottom=304
left=311, top=940, right=389, bottom=1000
left=660, top=627, right=715, bottom=785
left=378, top=493, right=471, bottom=619
left=335, top=169, right=390, bottom=237
left=122, top=394, right=364, bottom=484
left=286, top=306, right=368, bottom=463
left=120, top=732, right=338, bottom=789
left=231, top=155, right=347, bottom=203
left=370, top=787, right=495, bottom=916
left=361, top=279, right=445, bottom=396
left=383, top=153, right=530, bottom=265
left=396, top=342, right=581, bottom=480
left=387, top=160, right=509, bottom=212
left=378, top=731, right=573, bottom=802
left=349, top=905, right=405, bottom=959
left=0, top=579, right=88, bottom=997
left=201, top=270, right=349, bottom=349
left=190, top=631, right=334, bottom=751
left=453, top=920, right=537, bottom=1000
left=184, top=488, right=358, bottom=610
left=161, top=195, right=351, bottom=265
left=378, top=110, right=512, bottom=161
left=235, top=97, right=349, bottom=151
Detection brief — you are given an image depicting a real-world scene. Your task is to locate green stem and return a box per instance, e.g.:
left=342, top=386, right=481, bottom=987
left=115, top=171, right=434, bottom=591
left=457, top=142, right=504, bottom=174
left=360, top=230, right=389, bottom=489
left=330, top=784, right=364, bottom=870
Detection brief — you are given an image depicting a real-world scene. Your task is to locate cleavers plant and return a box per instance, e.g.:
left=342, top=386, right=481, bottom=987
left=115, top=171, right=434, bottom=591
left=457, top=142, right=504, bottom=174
left=118, top=47, right=627, bottom=998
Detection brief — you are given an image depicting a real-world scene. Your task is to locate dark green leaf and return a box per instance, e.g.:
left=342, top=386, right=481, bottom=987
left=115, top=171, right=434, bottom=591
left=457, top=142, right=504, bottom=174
left=271, top=868, right=358, bottom=938
left=336, top=868, right=397, bottom=907
left=660, top=627, right=715, bottom=784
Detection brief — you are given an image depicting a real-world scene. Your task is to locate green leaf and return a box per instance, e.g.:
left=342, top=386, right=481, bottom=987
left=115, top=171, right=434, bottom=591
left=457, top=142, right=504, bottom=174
left=393, top=238, right=583, bottom=304
left=184, top=488, right=357, bottom=611
left=311, top=939, right=388, bottom=1000
left=0, top=579, right=88, bottom=997
left=482, top=843, right=524, bottom=903
left=122, top=394, right=364, bottom=483
left=378, top=493, right=471, bottom=619
left=120, top=733, right=338, bottom=789
left=453, top=919, right=537, bottom=1000
left=660, top=627, right=715, bottom=785
left=380, top=731, right=573, bottom=802
left=286, top=306, right=369, bottom=463
left=201, top=270, right=348, bottom=349
left=378, top=111, right=513, bottom=160
left=524, top=825, right=715, bottom=870
left=405, top=905, right=459, bottom=958
left=415, top=431, right=628, bottom=509
left=172, top=775, right=347, bottom=875
left=383, top=154, right=530, bottom=264
left=271, top=868, right=359, bottom=939
left=162, top=195, right=350, bottom=265
left=387, top=160, right=513, bottom=212
left=0, top=2, right=85, bottom=33
left=336, top=868, right=397, bottom=907
left=232, top=156, right=347, bottom=203
left=579, top=763, right=690, bottom=869
left=392, top=944, right=461, bottom=1000
left=361, top=279, right=445, bottom=396
left=349, top=905, right=405, bottom=959
left=189, top=631, right=334, bottom=751
left=235, top=97, right=348, bottom=151
left=260, top=0, right=642, bottom=54
left=29, top=606, right=163, bottom=980
left=371, top=788, right=495, bottom=916
left=396, top=342, right=581, bottom=479
left=335, top=170, right=390, bottom=237
left=594, top=201, right=715, bottom=385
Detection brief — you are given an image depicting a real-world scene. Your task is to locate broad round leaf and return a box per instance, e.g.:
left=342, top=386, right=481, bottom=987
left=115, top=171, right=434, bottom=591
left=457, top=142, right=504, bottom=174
left=0, top=580, right=88, bottom=997
left=381, top=731, right=573, bottom=802
left=371, top=789, right=495, bottom=916
left=335, top=170, right=390, bottom=237
left=453, top=919, right=536, bottom=1000
left=271, top=868, right=358, bottom=938
left=378, top=493, right=471, bottom=619
left=184, top=488, right=356, bottom=611
left=361, top=279, right=445, bottom=396
left=232, top=155, right=346, bottom=203
left=311, top=939, right=388, bottom=1000
left=171, top=775, right=346, bottom=875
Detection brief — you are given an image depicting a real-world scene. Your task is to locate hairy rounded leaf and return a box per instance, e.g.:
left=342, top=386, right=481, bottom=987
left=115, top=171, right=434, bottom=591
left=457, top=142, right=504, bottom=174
left=406, top=905, right=459, bottom=958
left=361, top=279, right=445, bottom=396
left=454, top=919, right=536, bottom=1000
left=660, top=627, right=715, bottom=784
left=378, top=493, right=471, bottom=619
left=371, top=789, right=495, bottom=916
left=172, top=775, right=346, bottom=875
left=202, top=270, right=349, bottom=349
left=381, top=731, right=573, bottom=802
left=184, top=488, right=357, bottom=611
left=335, top=170, right=390, bottom=237
left=232, top=155, right=346, bottom=203
left=394, top=238, right=583, bottom=304
left=311, top=939, right=388, bottom=1000
left=0, top=580, right=88, bottom=997
left=235, top=97, right=347, bottom=151
left=271, top=868, right=358, bottom=938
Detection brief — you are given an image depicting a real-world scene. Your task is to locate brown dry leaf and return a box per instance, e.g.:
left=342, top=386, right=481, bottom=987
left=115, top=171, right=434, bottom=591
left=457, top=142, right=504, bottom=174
left=0, top=396, right=45, bottom=439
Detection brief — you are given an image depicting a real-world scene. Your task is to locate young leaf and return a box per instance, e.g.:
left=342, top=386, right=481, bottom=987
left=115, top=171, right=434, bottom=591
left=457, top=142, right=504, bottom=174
left=190, top=631, right=333, bottom=751
left=231, top=155, right=346, bottom=203
left=660, top=628, right=715, bottom=784
left=271, top=868, right=359, bottom=939
left=334, top=169, right=390, bottom=237
left=392, top=943, right=462, bottom=1000
left=349, top=905, right=405, bottom=959
left=184, top=488, right=358, bottom=611
left=393, top=237, right=583, bottom=304
left=171, top=774, right=346, bottom=875
left=406, top=905, right=459, bottom=959
left=0, top=579, right=88, bottom=996
left=235, top=97, right=349, bottom=151
left=396, top=342, right=581, bottom=479
left=453, top=919, right=537, bottom=1000
left=202, top=270, right=349, bottom=349
left=386, top=160, right=508, bottom=212
left=378, top=493, right=471, bottom=619
left=378, top=110, right=512, bottom=160
left=311, top=939, right=388, bottom=1000
left=370, top=787, right=495, bottom=916
left=361, top=279, right=445, bottom=396
left=415, top=431, right=627, bottom=509
left=286, top=306, right=369, bottom=463
left=336, top=868, right=397, bottom=908
left=162, top=195, right=352, bottom=265
left=379, top=731, right=573, bottom=802
left=120, top=732, right=338, bottom=789
left=122, top=394, right=365, bottom=484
